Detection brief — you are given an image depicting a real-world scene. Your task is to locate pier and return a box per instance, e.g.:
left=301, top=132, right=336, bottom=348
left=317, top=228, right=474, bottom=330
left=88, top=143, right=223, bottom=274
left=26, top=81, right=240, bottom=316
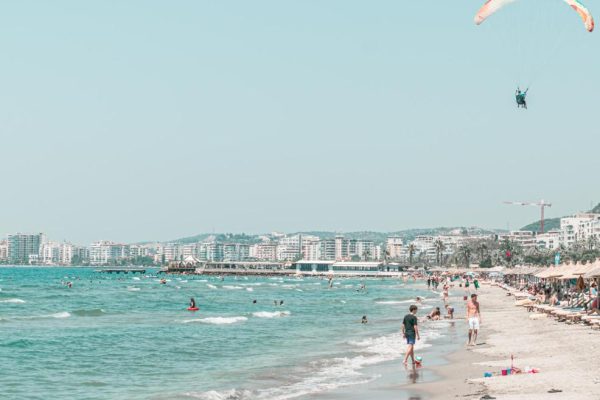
left=95, top=268, right=146, bottom=274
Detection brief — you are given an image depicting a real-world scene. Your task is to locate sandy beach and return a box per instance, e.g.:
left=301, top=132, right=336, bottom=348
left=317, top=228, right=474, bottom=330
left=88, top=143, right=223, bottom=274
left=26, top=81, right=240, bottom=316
left=424, top=283, right=600, bottom=400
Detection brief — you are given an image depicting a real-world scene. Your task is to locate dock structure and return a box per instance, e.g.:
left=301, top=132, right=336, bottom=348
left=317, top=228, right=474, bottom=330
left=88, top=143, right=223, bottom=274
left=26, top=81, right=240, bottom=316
left=164, top=260, right=410, bottom=278
left=95, top=268, right=146, bottom=274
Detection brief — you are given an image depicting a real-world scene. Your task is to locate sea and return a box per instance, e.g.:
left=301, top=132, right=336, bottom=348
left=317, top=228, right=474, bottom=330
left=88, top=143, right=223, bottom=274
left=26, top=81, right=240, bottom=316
left=0, top=267, right=465, bottom=400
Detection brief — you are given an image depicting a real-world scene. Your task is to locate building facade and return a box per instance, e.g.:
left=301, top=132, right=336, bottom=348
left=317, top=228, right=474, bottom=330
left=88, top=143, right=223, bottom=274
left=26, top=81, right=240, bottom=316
left=8, top=233, right=45, bottom=264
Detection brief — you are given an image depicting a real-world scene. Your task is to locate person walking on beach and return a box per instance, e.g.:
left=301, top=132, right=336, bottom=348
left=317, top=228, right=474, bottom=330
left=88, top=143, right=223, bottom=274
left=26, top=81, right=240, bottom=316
left=402, top=305, right=420, bottom=366
left=466, top=294, right=481, bottom=346
left=443, top=283, right=449, bottom=302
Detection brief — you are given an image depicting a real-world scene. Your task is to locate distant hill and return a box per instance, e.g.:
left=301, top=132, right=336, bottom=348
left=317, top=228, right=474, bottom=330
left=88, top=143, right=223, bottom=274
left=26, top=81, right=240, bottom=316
left=520, top=202, right=600, bottom=232
left=294, top=227, right=500, bottom=244
left=520, top=218, right=561, bottom=233
left=174, top=233, right=262, bottom=245
left=170, top=227, right=502, bottom=245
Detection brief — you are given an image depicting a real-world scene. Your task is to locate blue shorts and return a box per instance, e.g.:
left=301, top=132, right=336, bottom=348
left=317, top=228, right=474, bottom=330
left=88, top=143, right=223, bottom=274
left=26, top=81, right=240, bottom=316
left=406, top=336, right=416, bottom=345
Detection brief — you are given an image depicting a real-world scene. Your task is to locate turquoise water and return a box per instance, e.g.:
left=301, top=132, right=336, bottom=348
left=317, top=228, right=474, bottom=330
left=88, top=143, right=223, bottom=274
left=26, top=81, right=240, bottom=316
left=0, top=267, right=450, bottom=400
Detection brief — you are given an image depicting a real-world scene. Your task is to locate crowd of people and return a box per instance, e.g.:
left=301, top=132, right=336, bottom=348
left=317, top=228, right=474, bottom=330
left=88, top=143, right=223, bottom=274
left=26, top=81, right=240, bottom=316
left=518, top=278, right=598, bottom=310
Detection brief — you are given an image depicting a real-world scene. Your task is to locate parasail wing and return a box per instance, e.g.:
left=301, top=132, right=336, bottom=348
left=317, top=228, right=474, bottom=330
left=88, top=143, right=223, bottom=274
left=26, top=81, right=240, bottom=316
left=475, top=0, right=594, bottom=32
left=474, top=0, right=517, bottom=26
left=564, top=0, right=595, bottom=32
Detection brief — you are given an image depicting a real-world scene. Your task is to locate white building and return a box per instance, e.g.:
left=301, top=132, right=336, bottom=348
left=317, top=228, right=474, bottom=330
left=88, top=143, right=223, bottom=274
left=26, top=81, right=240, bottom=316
left=277, top=235, right=320, bottom=261
left=222, top=243, right=250, bottom=261
left=250, top=243, right=278, bottom=261
left=499, top=231, right=536, bottom=249
left=129, top=245, right=149, bottom=258
left=536, top=230, right=560, bottom=250
left=302, top=240, right=321, bottom=260
left=386, top=237, right=403, bottom=259
left=89, top=241, right=113, bottom=265
left=8, top=233, right=46, bottom=264
left=559, top=213, right=600, bottom=248
left=156, top=243, right=197, bottom=263
left=41, top=242, right=73, bottom=265
left=0, top=240, right=8, bottom=262
left=89, top=241, right=130, bottom=265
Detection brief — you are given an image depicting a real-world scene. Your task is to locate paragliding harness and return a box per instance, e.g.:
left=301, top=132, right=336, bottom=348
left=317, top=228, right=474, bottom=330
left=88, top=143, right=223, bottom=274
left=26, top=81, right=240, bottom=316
left=515, top=88, right=528, bottom=109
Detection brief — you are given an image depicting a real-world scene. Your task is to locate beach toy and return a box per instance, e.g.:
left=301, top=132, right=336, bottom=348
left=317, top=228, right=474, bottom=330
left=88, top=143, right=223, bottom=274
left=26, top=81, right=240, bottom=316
left=484, top=372, right=493, bottom=378
left=507, top=368, right=512, bottom=375
left=501, top=369, right=508, bottom=376
left=415, top=356, right=423, bottom=366
left=187, top=307, right=199, bottom=311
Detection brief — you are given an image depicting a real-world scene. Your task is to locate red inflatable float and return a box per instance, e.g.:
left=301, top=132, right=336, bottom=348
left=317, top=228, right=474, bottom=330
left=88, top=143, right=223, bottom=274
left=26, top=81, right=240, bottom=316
left=187, top=307, right=199, bottom=311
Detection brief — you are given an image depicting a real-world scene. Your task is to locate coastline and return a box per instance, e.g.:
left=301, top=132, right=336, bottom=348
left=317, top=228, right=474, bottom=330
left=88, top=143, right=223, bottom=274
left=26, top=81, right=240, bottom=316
left=315, top=282, right=600, bottom=400
left=421, top=284, right=600, bottom=399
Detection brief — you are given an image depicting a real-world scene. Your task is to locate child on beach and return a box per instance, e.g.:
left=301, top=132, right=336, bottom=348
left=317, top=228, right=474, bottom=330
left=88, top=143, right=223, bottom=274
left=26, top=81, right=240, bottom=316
left=402, top=305, right=420, bottom=366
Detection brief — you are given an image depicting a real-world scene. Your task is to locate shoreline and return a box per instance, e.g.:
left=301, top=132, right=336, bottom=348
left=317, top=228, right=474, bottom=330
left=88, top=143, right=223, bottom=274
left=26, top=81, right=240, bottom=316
left=420, top=283, right=600, bottom=399
left=315, top=281, right=600, bottom=400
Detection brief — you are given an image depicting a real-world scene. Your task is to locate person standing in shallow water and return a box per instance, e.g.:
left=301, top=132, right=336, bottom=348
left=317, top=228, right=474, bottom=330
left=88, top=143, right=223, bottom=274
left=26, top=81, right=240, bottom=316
left=402, top=305, right=420, bottom=366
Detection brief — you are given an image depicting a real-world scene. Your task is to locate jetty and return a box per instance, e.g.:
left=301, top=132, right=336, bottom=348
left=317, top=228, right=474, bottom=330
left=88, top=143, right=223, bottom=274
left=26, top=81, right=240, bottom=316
left=95, top=268, right=146, bottom=274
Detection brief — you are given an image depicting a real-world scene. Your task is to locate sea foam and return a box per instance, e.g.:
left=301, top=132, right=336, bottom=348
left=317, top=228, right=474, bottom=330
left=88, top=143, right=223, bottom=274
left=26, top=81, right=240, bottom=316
left=51, top=312, right=72, bottom=319
left=184, top=316, right=248, bottom=325
left=252, top=311, right=290, bottom=319
left=0, top=298, right=26, bottom=304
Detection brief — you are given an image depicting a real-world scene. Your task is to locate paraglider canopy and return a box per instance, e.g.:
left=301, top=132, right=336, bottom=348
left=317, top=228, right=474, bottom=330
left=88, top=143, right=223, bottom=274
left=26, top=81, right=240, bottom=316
left=474, top=0, right=595, bottom=32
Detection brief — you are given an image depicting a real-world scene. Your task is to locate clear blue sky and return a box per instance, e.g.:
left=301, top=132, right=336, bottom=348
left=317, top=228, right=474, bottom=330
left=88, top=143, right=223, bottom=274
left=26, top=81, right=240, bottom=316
left=1, top=1, right=598, bottom=244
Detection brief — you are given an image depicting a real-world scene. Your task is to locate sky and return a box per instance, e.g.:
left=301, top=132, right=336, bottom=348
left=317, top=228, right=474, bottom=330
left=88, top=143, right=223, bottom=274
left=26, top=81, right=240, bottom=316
left=1, top=0, right=599, bottom=244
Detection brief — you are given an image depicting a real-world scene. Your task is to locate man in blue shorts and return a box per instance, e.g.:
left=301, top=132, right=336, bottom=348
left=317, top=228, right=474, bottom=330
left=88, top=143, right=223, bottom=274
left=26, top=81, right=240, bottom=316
left=402, top=304, right=420, bottom=366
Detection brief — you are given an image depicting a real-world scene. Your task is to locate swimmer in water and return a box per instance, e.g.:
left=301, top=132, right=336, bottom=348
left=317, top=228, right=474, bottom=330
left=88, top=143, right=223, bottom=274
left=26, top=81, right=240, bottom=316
left=427, top=307, right=441, bottom=321
left=361, top=315, right=368, bottom=324
left=253, top=299, right=257, bottom=304
left=190, top=297, right=196, bottom=309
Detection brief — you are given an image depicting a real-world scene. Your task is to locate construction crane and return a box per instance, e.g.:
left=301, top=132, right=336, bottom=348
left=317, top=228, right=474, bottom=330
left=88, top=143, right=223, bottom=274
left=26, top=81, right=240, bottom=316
left=503, top=200, right=553, bottom=234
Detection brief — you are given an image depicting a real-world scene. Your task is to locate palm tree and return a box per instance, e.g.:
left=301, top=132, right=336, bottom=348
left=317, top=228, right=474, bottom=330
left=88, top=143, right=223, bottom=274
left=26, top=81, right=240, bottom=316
left=362, top=249, right=371, bottom=261
left=434, top=239, right=445, bottom=266
left=476, top=242, right=488, bottom=262
left=408, top=243, right=416, bottom=265
left=587, top=236, right=598, bottom=251
left=459, top=245, right=472, bottom=268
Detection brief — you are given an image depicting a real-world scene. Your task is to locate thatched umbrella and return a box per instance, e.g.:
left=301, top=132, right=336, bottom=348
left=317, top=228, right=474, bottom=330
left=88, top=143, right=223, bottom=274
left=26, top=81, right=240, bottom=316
left=585, top=262, right=600, bottom=311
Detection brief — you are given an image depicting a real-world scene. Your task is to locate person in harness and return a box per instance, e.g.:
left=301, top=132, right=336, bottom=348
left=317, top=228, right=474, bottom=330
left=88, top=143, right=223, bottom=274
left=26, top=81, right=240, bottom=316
left=515, top=87, right=528, bottom=109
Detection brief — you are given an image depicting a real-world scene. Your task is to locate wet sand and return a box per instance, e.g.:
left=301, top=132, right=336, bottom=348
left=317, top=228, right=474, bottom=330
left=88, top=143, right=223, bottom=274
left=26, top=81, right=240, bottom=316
left=311, top=282, right=600, bottom=399
left=425, top=283, right=600, bottom=400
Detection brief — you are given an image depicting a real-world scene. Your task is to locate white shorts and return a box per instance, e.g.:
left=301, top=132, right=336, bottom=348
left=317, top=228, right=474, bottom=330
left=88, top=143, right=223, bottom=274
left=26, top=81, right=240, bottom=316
left=468, top=317, right=480, bottom=330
